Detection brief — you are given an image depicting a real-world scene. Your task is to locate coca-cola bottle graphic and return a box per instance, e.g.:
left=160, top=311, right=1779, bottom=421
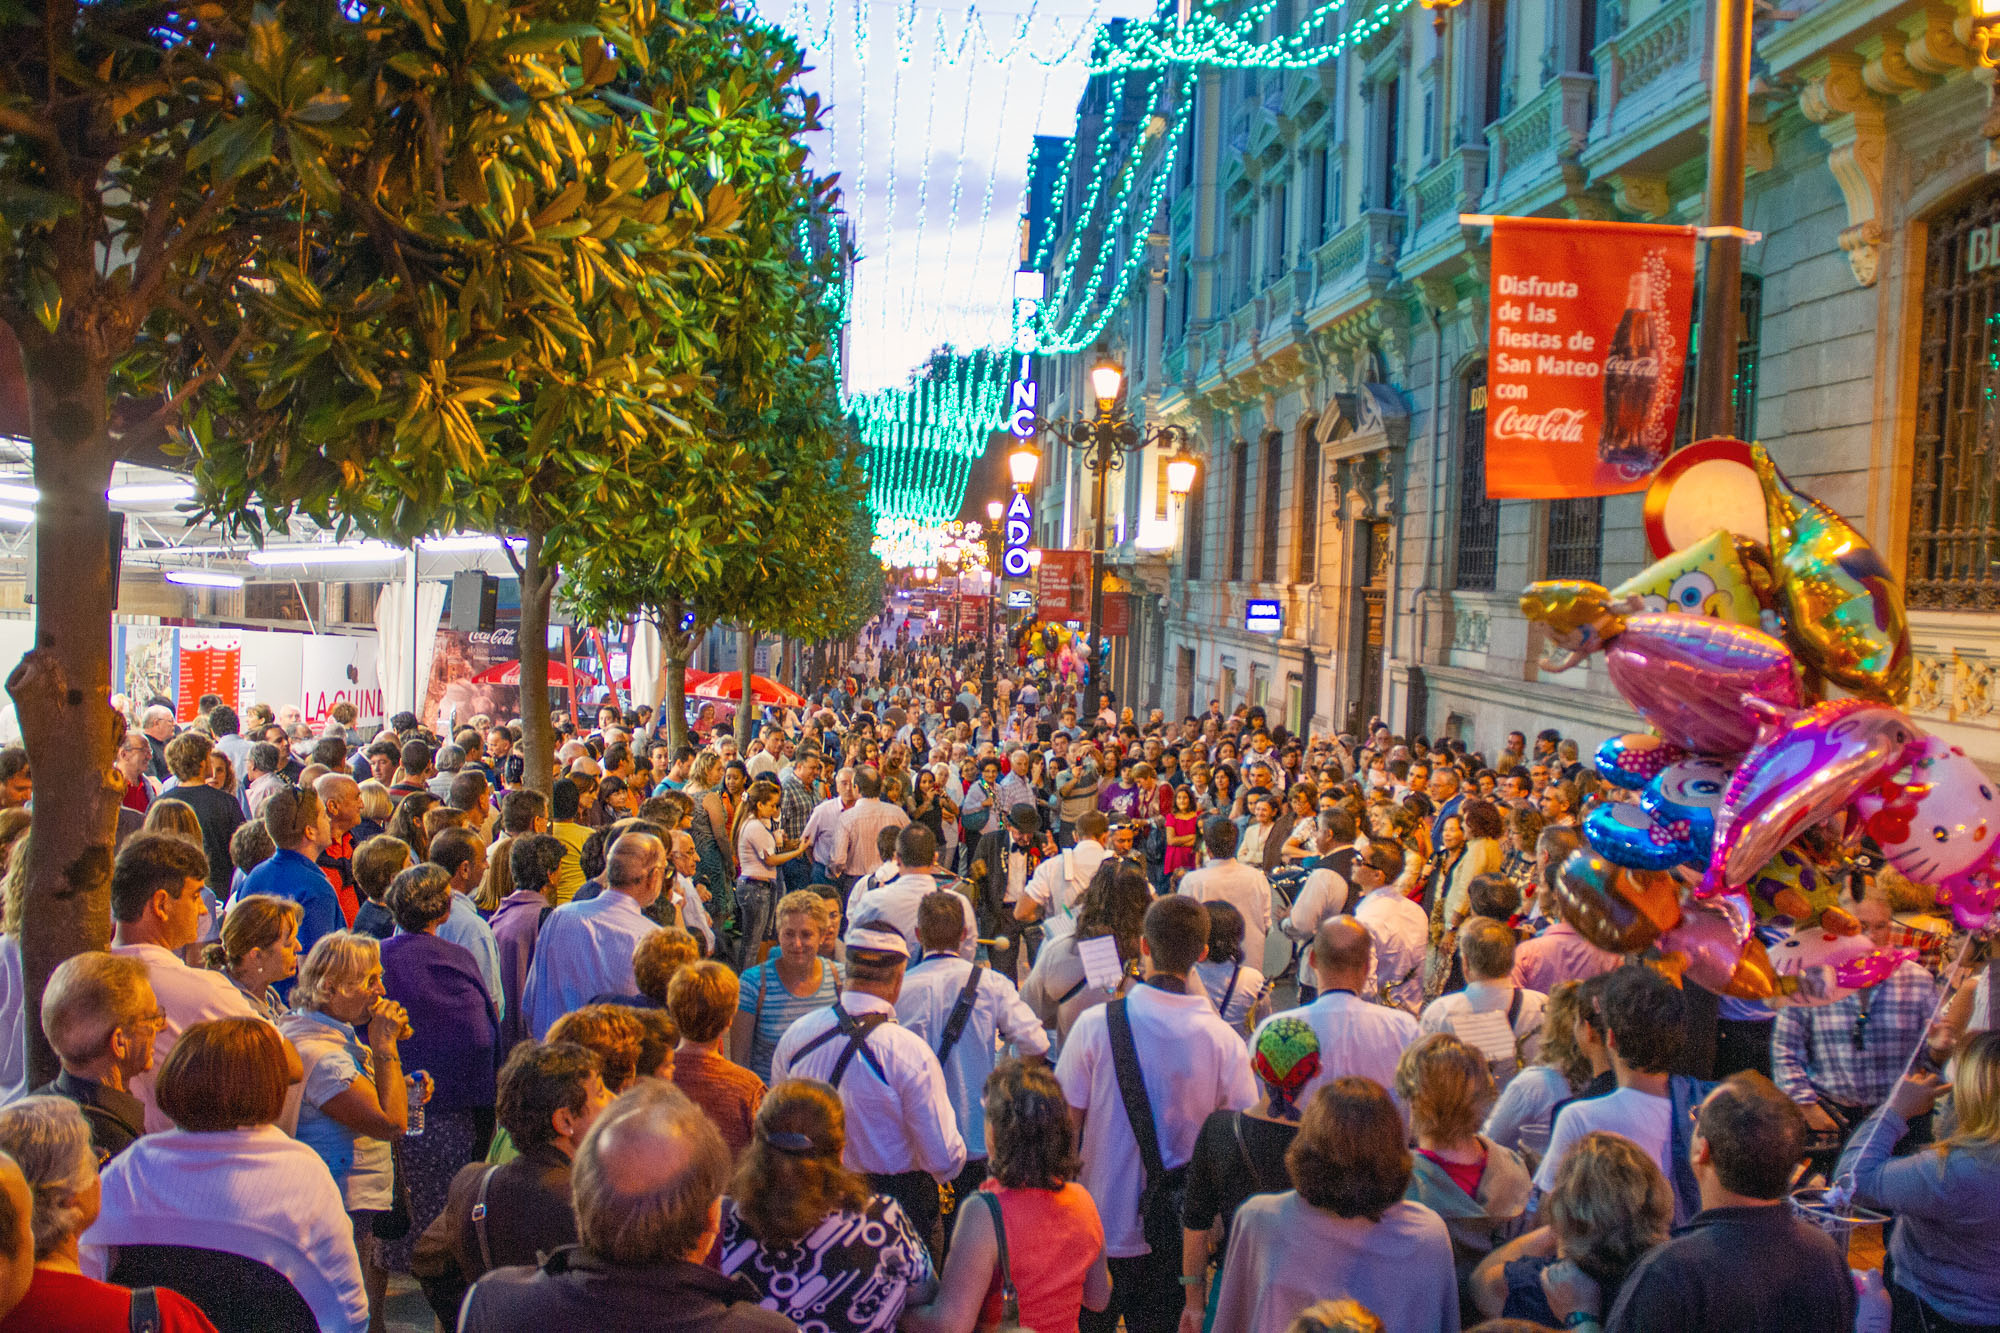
left=1598, top=271, right=1664, bottom=472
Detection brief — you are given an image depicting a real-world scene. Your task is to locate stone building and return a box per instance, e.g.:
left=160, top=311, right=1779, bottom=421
left=1026, top=0, right=2000, bottom=761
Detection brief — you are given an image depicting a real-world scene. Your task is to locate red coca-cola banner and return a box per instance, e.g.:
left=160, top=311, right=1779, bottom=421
left=1037, top=550, right=1092, bottom=621
left=1483, top=216, right=1697, bottom=499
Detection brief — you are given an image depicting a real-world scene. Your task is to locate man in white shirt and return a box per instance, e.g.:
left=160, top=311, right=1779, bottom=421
left=1178, top=818, right=1274, bottom=975
left=1016, top=809, right=1112, bottom=945
left=1534, top=963, right=1685, bottom=1203
left=522, top=832, right=666, bottom=1038
left=1282, top=807, right=1360, bottom=1003
left=852, top=825, right=977, bottom=958
left=801, top=766, right=856, bottom=885
left=1420, top=916, right=1548, bottom=1077
left=831, top=767, right=909, bottom=889
left=772, top=924, right=966, bottom=1259
left=1057, top=896, right=1257, bottom=1333
left=664, top=831, right=716, bottom=953
left=1253, top=916, right=1418, bottom=1112
left=896, top=890, right=1050, bottom=1218
left=1349, top=839, right=1428, bottom=1011
left=108, top=833, right=260, bottom=1131
left=745, top=725, right=785, bottom=781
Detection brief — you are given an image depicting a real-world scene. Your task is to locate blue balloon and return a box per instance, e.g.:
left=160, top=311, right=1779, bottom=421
left=1585, top=800, right=1696, bottom=871
left=1639, top=757, right=1736, bottom=862
left=1594, top=733, right=1687, bottom=790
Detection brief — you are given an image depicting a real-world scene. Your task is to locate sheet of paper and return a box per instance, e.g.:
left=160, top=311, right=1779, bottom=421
left=1077, top=934, right=1123, bottom=992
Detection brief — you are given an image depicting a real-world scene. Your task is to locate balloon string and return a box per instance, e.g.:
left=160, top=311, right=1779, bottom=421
left=1829, top=928, right=1986, bottom=1200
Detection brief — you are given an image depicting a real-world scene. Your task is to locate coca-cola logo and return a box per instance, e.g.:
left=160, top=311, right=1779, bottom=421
left=1492, top=405, right=1587, bottom=443
left=1605, top=356, right=1659, bottom=377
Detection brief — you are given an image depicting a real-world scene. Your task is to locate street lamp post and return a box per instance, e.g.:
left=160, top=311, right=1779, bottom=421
left=1011, top=350, right=1198, bottom=724
left=984, top=499, right=1003, bottom=712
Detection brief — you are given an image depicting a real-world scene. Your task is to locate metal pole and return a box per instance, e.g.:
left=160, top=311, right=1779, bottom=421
left=1694, top=0, right=1753, bottom=441
left=1083, top=430, right=1111, bottom=723
left=983, top=533, right=998, bottom=712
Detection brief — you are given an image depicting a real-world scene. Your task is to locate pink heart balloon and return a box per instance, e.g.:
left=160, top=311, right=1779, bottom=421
left=1604, top=613, right=1801, bottom=755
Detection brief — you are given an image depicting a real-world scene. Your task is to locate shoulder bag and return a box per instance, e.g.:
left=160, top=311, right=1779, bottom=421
left=1106, top=996, right=1188, bottom=1254
left=978, top=1191, right=1033, bottom=1333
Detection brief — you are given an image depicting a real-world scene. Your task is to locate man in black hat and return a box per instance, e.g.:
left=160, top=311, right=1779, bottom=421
left=966, top=801, right=1053, bottom=980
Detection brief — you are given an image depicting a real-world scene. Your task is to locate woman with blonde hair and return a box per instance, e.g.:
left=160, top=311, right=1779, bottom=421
left=278, top=932, right=426, bottom=1331
left=209, top=894, right=303, bottom=1022
left=716, top=1079, right=935, bottom=1332
left=1483, top=980, right=1593, bottom=1158
left=1394, top=1033, right=1532, bottom=1322
left=1469, top=1130, right=1672, bottom=1325
left=684, top=751, right=733, bottom=906
left=1840, top=1030, right=2000, bottom=1330
left=354, top=781, right=393, bottom=844
left=730, top=892, right=839, bottom=1084
left=142, top=797, right=203, bottom=844
left=0, top=829, right=30, bottom=1104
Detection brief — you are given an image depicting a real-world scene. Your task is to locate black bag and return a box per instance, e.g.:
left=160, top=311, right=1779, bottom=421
left=1106, top=996, right=1187, bottom=1255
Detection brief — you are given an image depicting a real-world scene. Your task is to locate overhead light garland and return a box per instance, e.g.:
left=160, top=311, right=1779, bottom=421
left=853, top=347, right=1011, bottom=529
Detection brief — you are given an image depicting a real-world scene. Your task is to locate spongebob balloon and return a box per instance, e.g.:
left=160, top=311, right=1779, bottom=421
left=1611, top=528, right=1773, bottom=632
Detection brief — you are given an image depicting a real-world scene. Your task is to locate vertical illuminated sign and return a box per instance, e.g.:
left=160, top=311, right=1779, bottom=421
left=1002, top=489, right=1034, bottom=578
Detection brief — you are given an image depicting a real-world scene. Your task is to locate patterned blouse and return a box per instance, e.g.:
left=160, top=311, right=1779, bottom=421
left=714, top=1193, right=937, bottom=1333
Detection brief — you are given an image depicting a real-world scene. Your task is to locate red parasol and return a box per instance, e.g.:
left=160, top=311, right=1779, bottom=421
left=689, top=672, right=807, bottom=708
left=468, top=659, right=596, bottom=688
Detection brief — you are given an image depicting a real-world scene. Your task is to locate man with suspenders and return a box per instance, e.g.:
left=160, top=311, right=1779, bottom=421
left=770, top=924, right=966, bottom=1260
left=895, top=891, right=1050, bottom=1252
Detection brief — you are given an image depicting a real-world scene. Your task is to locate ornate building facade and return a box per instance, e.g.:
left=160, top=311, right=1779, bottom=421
left=1027, top=0, right=2000, bottom=761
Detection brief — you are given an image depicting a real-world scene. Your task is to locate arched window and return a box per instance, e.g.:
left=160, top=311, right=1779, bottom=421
left=1259, top=430, right=1283, bottom=582
left=1295, top=424, right=1321, bottom=583
left=1228, top=439, right=1251, bottom=581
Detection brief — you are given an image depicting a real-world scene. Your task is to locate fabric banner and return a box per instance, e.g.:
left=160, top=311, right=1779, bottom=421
left=1037, top=549, right=1091, bottom=621
left=1101, top=591, right=1130, bottom=637
left=176, top=630, right=241, bottom=721
left=1484, top=216, right=1697, bottom=498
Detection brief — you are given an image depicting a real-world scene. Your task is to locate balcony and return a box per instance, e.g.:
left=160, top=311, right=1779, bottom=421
left=1263, top=271, right=1299, bottom=339
left=1308, top=209, right=1405, bottom=311
left=1584, top=0, right=1708, bottom=171
left=1482, top=73, right=1595, bottom=211
left=1406, top=145, right=1488, bottom=250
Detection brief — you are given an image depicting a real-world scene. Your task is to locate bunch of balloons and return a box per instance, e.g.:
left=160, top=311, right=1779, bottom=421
left=1519, top=442, right=1967, bottom=1005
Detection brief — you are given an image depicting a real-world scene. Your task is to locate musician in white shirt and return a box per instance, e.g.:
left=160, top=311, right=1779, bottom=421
left=1016, top=809, right=1112, bottom=944
left=771, top=924, right=966, bottom=1258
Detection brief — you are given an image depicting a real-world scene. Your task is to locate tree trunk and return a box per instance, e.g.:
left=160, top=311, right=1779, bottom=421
left=516, top=527, right=558, bottom=798
left=734, top=625, right=756, bottom=747
left=13, top=343, right=122, bottom=1086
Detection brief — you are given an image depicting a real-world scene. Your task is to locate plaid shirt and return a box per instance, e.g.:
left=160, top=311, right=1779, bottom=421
left=778, top=773, right=816, bottom=841
left=1772, top=960, right=1937, bottom=1109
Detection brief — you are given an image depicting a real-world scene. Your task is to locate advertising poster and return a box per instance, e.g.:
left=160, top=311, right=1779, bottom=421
left=1101, top=591, right=1130, bottom=637
left=175, top=630, right=241, bottom=721
left=1037, top=549, right=1091, bottom=620
left=301, top=635, right=384, bottom=729
left=1484, top=216, right=1698, bottom=498
left=117, top=626, right=177, bottom=709
left=425, top=621, right=521, bottom=732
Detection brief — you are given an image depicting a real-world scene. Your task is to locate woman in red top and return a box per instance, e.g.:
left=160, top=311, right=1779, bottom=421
left=904, top=1058, right=1110, bottom=1333
left=1163, top=784, right=1202, bottom=884
left=0, top=1096, right=216, bottom=1332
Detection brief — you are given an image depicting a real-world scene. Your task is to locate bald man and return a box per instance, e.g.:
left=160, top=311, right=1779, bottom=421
left=460, top=1082, right=791, bottom=1331
left=315, top=772, right=363, bottom=923
left=523, top=833, right=667, bottom=1038
left=1249, top=916, right=1418, bottom=1109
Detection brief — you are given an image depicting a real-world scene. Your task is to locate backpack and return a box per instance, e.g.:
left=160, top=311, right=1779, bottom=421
left=1446, top=990, right=1533, bottom=1090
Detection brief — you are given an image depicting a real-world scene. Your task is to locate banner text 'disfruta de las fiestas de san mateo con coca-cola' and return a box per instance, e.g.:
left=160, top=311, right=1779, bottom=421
left=1483, top=216, right=1698, bottom=500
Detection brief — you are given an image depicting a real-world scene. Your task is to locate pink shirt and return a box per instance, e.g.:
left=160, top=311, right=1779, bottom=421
left=1512, top=921, right=1622, bottom=993
left=979, top=1181, right=1104, bottom=1333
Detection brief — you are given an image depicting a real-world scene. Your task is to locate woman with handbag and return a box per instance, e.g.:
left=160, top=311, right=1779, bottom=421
left=903, top=1059, right=1109, bottom=1333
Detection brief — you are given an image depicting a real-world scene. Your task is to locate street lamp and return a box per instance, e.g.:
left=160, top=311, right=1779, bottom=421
left=1015, top=347, right=1195, bottom=723
left=1008, top=439, right=1042, bottom=488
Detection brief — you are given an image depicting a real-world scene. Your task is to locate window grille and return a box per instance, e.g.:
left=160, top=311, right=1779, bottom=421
left=1455, top=363, right=1498, bottom=590
left=1909, top=182, right=2000, bottom=610
left=1228, top=440, right=1250, bottom=581
left=1296, top=428, right=1321, bottom=582
left=1545, top=497, right=1602, bottom=580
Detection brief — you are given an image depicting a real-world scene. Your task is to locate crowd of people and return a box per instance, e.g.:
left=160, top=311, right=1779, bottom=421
left=0, top=605, right=1992, bottom=1333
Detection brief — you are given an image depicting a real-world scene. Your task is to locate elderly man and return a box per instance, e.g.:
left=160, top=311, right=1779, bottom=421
left=523, top=832, right=668, bottom=1038
left=139, top=705, right=177, bottom=783
left=34, top=951, right=158, bottom=1160
left=314, top=771, right=363, bottom=923
left=800, top=765, right=856, bottom=886
left=994, top=748, right=1035, bottom=814
left=460, top=1081, right=790, bottom=1331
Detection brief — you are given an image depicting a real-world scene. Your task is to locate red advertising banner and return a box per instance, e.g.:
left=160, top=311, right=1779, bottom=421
left=176, top=630, right=241, bottom=722
left=1484, top=217, right=1697, bottom=498
left=954, top=595, right=989, bottom=636
left=1101, top=591, right=1130, bottom=637
left=1037, top=550, right=1092, bottom=621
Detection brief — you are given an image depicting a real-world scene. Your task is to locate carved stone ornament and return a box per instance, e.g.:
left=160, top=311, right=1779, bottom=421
left=1801, top=55, right=1889, bottom=287
left=1610, top=173, right=1671, bottom=219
